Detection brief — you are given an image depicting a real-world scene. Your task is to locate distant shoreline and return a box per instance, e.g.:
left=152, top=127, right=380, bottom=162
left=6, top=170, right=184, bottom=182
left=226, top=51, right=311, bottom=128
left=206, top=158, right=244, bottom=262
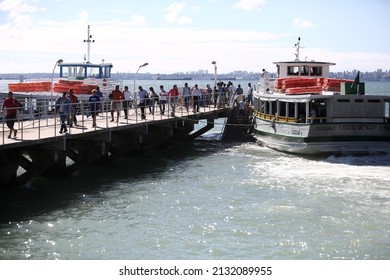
left=1, top=70, right=389, bottom=82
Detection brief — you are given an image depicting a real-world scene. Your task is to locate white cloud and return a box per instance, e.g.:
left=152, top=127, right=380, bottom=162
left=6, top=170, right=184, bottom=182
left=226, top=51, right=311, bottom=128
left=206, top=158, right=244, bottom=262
left=293, top=18, right=314, bottom=28
left=0, top=0, right=42, bottom=28
left=233, top=0, right=267, bottom=11
left=164, top=2, right=192, bottom=25
left=78, top=10, right=88, bottom=22
left=130, top=15, right=146, bottom=26
left=191, top=5, right=201, bottom=12
left=0, top=0, right=38, bottom=17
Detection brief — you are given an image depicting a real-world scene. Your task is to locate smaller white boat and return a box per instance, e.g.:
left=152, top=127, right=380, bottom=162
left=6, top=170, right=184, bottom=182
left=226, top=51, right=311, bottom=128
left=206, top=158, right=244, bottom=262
left=8, top=25, right=121, bottom=99
left=253, top=38, right=390, bottom=155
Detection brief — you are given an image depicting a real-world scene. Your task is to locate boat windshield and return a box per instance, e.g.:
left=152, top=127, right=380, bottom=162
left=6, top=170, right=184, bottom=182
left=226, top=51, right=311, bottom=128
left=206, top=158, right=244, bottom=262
left=59, top=64, right=112, bottom=79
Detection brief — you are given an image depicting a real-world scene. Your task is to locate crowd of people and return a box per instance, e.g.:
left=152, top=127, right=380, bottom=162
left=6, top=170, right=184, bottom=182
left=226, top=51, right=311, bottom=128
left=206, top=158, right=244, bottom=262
left=2, top=80, right=256, bottom=137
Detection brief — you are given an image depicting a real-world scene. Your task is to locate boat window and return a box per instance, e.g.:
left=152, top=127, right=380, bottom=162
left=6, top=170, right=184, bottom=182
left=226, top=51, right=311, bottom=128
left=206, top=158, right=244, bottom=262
left=355, top=99, right=364, bottom=103
left=300, top=66, right=309, bottom=76
left=368, top=100, right=381, bottom=103
left=77, top=67, right=85, bottom=78
left=61, top=67, right=75, bottom=78
left=103, top=66, right=111, bottom=78
left=87, top=66, right=100, bottom=78
left=287, top=66, right=299, bottom=76
left=337, top=99, right=350, bottom=103
left=310, top=66, right=322, bottom=76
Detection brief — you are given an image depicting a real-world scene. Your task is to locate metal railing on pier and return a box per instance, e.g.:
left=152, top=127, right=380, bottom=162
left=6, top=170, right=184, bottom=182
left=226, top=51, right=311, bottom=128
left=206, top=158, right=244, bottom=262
left=1, top=94, right=232, bottom=145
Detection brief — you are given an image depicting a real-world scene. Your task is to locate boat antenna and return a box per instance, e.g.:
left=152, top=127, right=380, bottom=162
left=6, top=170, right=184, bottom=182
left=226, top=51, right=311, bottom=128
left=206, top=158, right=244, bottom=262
left=83, top=25, right=95, bottom=63
left=294, top=37, right=301, bottom=61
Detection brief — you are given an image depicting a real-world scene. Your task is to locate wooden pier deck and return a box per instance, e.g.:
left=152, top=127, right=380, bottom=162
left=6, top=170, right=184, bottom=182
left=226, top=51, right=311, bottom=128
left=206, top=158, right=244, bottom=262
left=1, top=102, right=231, bottom=186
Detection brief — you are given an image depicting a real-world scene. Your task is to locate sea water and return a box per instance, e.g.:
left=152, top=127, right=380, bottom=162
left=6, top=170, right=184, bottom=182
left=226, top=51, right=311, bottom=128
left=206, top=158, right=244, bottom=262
left=0, top=81, right=389, bottom=260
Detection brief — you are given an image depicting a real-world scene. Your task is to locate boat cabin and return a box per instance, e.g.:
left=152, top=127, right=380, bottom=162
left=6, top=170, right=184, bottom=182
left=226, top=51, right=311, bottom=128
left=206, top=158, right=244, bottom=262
left=58, top=62, right=113, bottom=80
left=274, top=61, right=335, bottom=79
left=255, top=94, right=390, bottom=124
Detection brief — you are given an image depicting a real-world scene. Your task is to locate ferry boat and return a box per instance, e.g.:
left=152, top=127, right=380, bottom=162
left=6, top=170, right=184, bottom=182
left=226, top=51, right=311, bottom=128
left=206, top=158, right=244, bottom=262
left=156, top=74, right=192, bottom=80
left=253, top=38, right=390, bottom=155
left=8, top=25, right=121, bottom=99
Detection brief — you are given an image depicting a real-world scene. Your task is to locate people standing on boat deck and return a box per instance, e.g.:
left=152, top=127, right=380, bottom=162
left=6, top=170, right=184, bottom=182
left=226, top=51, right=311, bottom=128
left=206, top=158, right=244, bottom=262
left=168, top=84, right=179, bottom=117
left=110, top=85, right=124, bottom=122
left=239, top=97, right=246, bottom=116
left=158, top=85, right=167, bottom=115
left=88, top=89, right=101, bottom=127
left=182, top=83, right=191, bottom=112
left=122, top=86, right=132, bottom=119
left=234, top=84, right=244, bottom=107
left=205, top=84, right=213, bottom=107
left=261, top=69, right=270, bottom=92
left=1, top=91, right=21, bottom=139
left=55, top=92, right=71, bottom=134
left=217, top=82, right=226, bottom=108
left=213, top=86, right=218, bottom=108
left=192, top=84, right=202, bottom=113
left=310, top=107, right=317, bottom=123
left=67, top=89, right=79, bottom=127
left=227, top=81, right=236, bottom=105
left=137, top=86, right=148, bottom=120
left=149, top=87, right=159, bottom=115
left=247, top=83, right=254, bottom=105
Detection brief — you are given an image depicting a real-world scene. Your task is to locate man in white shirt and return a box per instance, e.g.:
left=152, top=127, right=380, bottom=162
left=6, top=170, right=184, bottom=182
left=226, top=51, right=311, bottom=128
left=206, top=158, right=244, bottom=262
left=182, top=83, right=191, bottom=112
left=247, top=83, right=253, bottom=105
left=158, top=85, right=167, bottom=115
left=261, top=69, right=270, bottom=92
left=191, top=84, right=202, bottom=113
left=122, top=85, right=132, bottom=119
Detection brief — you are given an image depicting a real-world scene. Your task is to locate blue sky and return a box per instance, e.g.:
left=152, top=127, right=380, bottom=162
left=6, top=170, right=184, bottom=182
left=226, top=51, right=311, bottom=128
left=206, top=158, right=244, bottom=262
left=0, top=0, right=389, bottom=74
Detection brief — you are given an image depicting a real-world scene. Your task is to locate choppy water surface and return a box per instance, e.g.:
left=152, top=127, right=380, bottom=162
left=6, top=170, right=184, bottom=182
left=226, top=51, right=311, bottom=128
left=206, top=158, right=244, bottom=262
left=0, top=138, right=389, bottom=260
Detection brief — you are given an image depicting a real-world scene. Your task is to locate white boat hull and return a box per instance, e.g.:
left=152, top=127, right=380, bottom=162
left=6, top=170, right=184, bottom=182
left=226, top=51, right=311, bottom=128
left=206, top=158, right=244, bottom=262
left=254, top=117, right=390, bottom=155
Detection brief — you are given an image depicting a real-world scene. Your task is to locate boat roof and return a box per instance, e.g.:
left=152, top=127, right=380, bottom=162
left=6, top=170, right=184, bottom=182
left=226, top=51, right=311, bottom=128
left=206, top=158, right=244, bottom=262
left=58, top=62, right=113, bottom=68
left=273, top=61, right=335, bottom=66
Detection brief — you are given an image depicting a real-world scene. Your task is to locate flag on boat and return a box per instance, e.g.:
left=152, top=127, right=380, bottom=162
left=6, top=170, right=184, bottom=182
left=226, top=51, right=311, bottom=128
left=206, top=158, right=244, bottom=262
left=350, top=71, right=360, bottom=93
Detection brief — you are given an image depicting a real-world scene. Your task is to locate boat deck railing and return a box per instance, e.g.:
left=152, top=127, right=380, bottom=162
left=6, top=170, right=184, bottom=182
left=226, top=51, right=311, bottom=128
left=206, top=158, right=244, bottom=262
left=1, top=95, right=228, bottom=146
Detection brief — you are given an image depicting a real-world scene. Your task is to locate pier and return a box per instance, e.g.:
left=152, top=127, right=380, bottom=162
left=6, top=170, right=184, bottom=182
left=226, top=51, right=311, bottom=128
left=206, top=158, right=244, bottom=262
left=0, top=97, right=252, bottom=187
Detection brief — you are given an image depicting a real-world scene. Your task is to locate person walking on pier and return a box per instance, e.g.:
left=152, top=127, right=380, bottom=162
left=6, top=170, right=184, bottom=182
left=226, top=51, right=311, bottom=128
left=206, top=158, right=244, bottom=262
left=89, top=89, right=101, bottom=127
left=55, top=92, right=71, bottom=134
left=67, top=89, right=79, bottom=127
left=122, top=85, right=132, bottom=119
left=158, top=85, right=167, bottom=115
left=149, top=87, right=159, bottom=115
left=192, top=84, right=201, bottom=113
left=1, top=91, right=21, bottom=139
left=168, top=84, right=179, bottom=117
left=95, top=86, right=104, bottom=114
left=110, top=85, right=124, bottom=122
left=137, top=86, right=148, bottom=120
left=182, top=83, right=191, bottom=112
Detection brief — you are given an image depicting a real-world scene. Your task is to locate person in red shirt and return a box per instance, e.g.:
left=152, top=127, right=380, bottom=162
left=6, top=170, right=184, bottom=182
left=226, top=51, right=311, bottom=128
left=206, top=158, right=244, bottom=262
left=1, top=92, right=21, bottom=139
left=110, top=85, right=124, bottom=122
left=168, top=84, right=179, bottom=117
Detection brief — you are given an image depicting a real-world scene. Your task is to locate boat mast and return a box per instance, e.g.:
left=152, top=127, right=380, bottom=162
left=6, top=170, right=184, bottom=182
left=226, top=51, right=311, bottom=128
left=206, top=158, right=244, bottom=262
left=294, top=37, right=301, bottom=61
left=83, top=25, right=95, bottom=63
